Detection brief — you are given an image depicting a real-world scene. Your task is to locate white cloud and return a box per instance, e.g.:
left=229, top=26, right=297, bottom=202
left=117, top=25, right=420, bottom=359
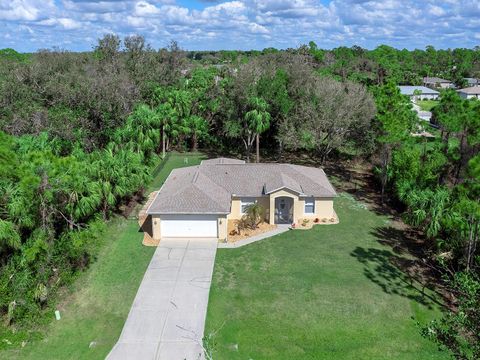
left=134, top=1, right=161, bottom=16
left=0, top=0, right=479, bottom=51
left=0, top=0, right=53, bottom=21
left=428, top=5, right=446, bottom=17
left=249, top=22, right=269, bottom=33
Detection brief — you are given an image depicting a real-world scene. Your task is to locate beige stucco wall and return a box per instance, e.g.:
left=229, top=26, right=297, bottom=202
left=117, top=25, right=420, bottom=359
left=150, top=192, right=336, bottom=242
left=268, top=189, right=299, bottom=225
left=227, top=196, right=270, bottom=222
left=218, top=216, right=227, bottom=241
left=268, top=189, right=335, bottom=224
left=152, top=214, right=161, bottom=240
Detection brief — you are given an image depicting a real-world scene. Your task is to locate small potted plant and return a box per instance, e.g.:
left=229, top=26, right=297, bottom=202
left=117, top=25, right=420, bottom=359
left=291, top=223, right=296, bottom=229
left=314, top=218, right=320, bottom=223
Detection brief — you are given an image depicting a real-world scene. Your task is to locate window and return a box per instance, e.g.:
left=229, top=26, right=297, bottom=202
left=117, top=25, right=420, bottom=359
left=304, top=198, right=315, bottom=214
left=241, top=198, right=256, bottom=214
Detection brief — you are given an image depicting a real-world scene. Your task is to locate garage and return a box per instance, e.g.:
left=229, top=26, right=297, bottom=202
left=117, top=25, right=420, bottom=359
left=161, top=214, right=218, bottom=238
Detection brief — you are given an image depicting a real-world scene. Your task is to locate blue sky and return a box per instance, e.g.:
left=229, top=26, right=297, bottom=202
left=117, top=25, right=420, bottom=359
left=1, top=0, right=479, bottom=52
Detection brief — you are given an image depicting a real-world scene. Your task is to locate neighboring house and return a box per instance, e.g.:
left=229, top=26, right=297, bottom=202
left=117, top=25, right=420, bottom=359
left=146, top=158, right=337, bottom=241
left=398, top=86, right=440, bottom=100
left=457, top=86, right=480, bottom=99
left=423, top=77, right=454, bottom=89
left=464, top=78, right=479, bottom=87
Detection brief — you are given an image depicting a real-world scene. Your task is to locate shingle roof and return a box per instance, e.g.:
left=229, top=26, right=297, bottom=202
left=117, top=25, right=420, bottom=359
left=147, top=159, right=337, bottom=214
left=457, top=86, right=480, bottom=95
left=423, top=77, right=451, bottom=84
left=398, top=86, right=439, bottom=95
left=464, top=78, right=479, bottom=85
left=200, top=157, right=245, bottom=165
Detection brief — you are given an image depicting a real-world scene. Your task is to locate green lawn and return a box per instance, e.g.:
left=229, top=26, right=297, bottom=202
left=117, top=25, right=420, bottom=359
left=205, top=193, right=449, bottom=359
left=416, top=100, right=439, bottom=111
left=2, top=152, right=205, bottom=360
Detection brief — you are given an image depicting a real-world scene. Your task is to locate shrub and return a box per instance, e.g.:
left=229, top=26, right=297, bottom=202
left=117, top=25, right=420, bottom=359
left=235, top=217, right=250, bottom=235
left=243, top=203, right=265, bottom=230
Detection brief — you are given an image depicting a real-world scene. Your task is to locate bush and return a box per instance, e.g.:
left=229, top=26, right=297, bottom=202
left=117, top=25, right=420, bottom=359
left=243, top=203, right=265, bottom=229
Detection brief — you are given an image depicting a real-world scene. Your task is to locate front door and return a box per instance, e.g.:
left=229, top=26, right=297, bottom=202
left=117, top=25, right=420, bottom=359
left=274, top=197, right=293, bottom=224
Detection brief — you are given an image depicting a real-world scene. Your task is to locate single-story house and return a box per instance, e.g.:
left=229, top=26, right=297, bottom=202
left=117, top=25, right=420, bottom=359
left=423, top=77, right=454, bottom=89
left=464, top=78, right=479, bottom=87
left=457, top=86, right=480, bottom=100
left=146, top=158, right=337, bottom=240
left=398, top=86, right=440, bottom=100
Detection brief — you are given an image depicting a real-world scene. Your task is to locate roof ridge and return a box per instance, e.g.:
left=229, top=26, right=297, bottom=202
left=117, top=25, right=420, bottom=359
left=192, top=178, right=229, bottom=210
left=289, top=164, right=336, bottom=196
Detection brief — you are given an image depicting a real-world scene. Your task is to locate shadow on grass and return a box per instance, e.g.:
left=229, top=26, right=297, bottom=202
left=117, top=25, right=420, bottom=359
left=351, top=226, right=449, bottom=311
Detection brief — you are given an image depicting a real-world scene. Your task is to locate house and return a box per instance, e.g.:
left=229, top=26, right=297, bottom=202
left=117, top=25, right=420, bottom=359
left=464, top=78, right=479, bottom=87
left=398, top=86, right=440, bottom=100
left=423, top=77, right=454, bottom=89
left=146, top=158, right=337, bottom=240
left=457, top=86, right=480, bottom=100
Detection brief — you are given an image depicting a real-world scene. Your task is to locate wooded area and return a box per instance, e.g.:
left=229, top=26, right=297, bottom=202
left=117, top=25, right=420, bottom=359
left=0, top=37, right=479, bottom=358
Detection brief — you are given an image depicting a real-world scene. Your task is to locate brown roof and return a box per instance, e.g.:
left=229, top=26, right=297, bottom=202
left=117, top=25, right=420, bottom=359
left=147, top=159, right=337, bottom=214
left=423, top=77, right=451, bottom=83
left=200, top=157, right=245, bottom=165
left=457, top=86, right=480, bottom=94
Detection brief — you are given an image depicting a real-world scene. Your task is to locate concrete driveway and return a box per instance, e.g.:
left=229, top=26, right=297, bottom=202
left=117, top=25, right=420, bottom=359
left=107, top=238, right=218, bottom=360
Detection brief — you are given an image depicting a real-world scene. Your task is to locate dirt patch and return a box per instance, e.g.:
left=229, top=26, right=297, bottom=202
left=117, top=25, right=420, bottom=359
left=227, top=220, right=277, bottom=243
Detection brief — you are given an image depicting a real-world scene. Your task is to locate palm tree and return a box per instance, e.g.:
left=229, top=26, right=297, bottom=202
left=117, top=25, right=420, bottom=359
left=186, top=115, right=208, bottom=151
left=245, top=97, right=271, bottom=163
left=244, top=202, right=265, bottom=229
left=0, top=219, right=21, bottom=264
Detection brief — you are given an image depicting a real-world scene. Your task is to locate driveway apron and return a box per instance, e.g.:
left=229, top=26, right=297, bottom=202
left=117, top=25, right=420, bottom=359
left=107, top=238, right=218, bottom=360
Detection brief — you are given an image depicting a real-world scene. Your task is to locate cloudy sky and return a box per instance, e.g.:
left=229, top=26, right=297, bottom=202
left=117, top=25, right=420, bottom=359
left=1, top=0, right=479, bottom=52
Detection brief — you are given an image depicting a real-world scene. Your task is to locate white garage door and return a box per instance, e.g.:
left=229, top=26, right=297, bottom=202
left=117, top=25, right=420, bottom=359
left=161, top=214, right=218, bottom=238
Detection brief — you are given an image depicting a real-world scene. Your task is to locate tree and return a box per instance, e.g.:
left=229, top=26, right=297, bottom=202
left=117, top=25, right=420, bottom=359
left=244, top=97, right=271, bottom=163
left=117, top=104, right=161, bottom=160
left=422, top=272, right=480, bottom=359
left=280, top=76, right=375, bottom=164
left=186, top=115, right=209, bottom=151
left=94, top=34, right=121, bottom=64
left=373, top=82, right=417, bottom=203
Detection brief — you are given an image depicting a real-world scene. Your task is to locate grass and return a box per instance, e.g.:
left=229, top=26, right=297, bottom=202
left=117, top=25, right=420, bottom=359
left=2, top=152, right=205, bottom=360
left=205, top=194, right=449, bottom=359
left=416, top=100, right=439, bottom=111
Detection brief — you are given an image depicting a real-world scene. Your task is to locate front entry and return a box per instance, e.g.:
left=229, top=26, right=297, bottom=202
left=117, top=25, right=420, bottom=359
left=274, top=197, right=293, bottom=224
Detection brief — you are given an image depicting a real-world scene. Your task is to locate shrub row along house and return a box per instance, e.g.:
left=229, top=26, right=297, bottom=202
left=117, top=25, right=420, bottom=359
left=146, top=158, right=337, bottom=241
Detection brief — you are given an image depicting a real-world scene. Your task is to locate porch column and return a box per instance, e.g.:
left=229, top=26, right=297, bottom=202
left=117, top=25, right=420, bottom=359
left=269, top=195, right=275, bottom=225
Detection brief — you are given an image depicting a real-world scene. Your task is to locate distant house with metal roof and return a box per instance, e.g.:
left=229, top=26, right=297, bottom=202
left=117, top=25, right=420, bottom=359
left=464, top=78, right=480, bottom=87
left=457, top=86, right=480, bottom=100
left=423, top=77, right=454, bottom=89
left=398, top=86, right=440, bottom=100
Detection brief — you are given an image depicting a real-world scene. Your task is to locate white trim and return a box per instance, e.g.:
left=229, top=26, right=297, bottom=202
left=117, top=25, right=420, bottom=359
left=264, top=186, right=303, bottom=195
